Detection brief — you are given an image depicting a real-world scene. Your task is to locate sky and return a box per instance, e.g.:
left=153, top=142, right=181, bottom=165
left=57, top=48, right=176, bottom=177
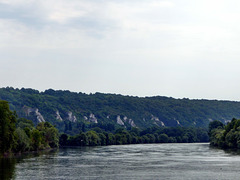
left=1, top=0, right=240, bottom=101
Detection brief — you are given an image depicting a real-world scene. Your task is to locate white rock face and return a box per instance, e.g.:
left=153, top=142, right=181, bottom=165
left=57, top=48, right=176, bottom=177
left=128, top=119, right=137, bottom=127
left=67, top=111, right=77, bottom=122
left=35, top=109, right=45, bottom=122
left=117, top=115, right=125, bottom=126
left=55, top=110, right=63, bottom=121
left=151, top=115, right=160, bottom=122
left=160, top=121, right=165, bottom=126
left=23, top=106, right=45, bottom=123
left=83, top=114, right=98, bottom=123
left=89, top=113, right=98, bottom=123
left=117, top=115, right=137, bottom=127
left=151, top=115, right=165, bottom=127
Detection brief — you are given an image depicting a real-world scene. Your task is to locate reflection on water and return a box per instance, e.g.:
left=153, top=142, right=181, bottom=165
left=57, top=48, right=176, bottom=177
left=2, top=144, right=240, bottom=180
left=223, top=148, right=240, bottom=155
left=0, top=149, right=58, bottom=180
left=0, top=157, right=16, bottom=180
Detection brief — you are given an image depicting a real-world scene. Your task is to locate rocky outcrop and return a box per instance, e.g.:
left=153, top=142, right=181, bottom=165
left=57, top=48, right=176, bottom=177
left=151, top=115, right=160, bottom=122
left=67, top=111, right=77, bottom=122
left=160, top=121, right=165, bottom=126
left=22, top=106, right=45, bottom=123
left=151, top=115, right=165, bottom=127
left=89, top=113, right=98, bottom=123
left=116, top=115, right=137, bottom=127
left=84, top=113, right=98, bottom=123
left=117, top=115, right=125, bottom=126
left=128, top=119, right=137, bottom=127
left=123, top=116, right=128, bottom=122
left=55, top=110, right=63, bottom=121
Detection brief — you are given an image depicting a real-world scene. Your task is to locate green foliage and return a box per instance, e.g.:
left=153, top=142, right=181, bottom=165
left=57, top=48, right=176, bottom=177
left=1, top=87, right=240, bottom=134
left=208, top=120, right=224, bottom=134
left=31, top=129, right=42, bottom=150
left=209, top=118, right=240, bottom=149
left=0, top=100, right=59, bottom=155
left=15, top=127, right=31, bottom=152
left=106, top=133, right=115, bottom=145
left=61, top=126, right=209, bottom=147
left=98, top=133, right=107, bottom=145
left=36, top=122, right=59, bottom=148
left=0, top=100, right=17, bottom=154
left=86, top=131, right=101, bottom=146
left=16, top=118, right=34, bottom=129
left=158, top=134, right=169, bottom=143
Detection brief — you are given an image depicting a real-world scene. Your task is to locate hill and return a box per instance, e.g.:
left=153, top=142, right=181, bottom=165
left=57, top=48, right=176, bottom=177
left=1, top=87, right=240, bottom=134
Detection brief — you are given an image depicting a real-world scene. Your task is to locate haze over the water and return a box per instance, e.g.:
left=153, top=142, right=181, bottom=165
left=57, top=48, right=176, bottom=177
left=1, top=0, right=240, bottom=101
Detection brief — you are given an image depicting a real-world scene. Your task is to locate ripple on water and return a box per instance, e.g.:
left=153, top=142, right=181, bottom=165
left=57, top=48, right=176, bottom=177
left=10, top=143, right=240, bottom=180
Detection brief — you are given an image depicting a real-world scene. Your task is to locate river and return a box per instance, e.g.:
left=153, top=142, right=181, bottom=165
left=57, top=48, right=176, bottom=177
left=1, top=143, right=240, bottom=180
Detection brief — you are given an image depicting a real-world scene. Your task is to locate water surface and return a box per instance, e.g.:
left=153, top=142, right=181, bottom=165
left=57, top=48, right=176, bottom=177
left=2, top=143, right=240, bottom=180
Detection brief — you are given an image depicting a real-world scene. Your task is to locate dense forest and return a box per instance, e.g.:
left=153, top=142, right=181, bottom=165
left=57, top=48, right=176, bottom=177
left=0, top=100, right=59, bottom=157
left=1, top=100, right=209, bottom=156
left=1, top=87, right=240, bottom=136
left=209, top=118, right=240, bottom=149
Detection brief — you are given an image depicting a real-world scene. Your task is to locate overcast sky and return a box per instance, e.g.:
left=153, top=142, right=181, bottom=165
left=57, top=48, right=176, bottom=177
left=1, top=0, right=240, bottom=100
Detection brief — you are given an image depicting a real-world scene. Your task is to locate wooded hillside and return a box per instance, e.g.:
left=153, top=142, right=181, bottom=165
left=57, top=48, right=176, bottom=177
left=1, top=87, right=240, bottom=134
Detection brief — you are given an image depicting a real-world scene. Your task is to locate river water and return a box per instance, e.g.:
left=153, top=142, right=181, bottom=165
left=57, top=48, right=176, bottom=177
left=1, top=143, right=240, bottom=180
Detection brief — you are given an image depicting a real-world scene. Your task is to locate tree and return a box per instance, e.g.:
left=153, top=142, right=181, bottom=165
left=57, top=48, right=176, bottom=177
left=209, top=120, right=224, bottom=134
left=115, top=134, right=123, bottom=145
left=158, top=134, right=169, bottom=143
left=86, top=131, right=100, bottom=146
left=98, top=133, right=106, bottom=145
left=36, top=122, right=59, bottom=148
left=31, top=129, right=42, bottom=150
left=0, top=100, right=17, bottom=154
left=106, top=133, right=115, bottom=145
left=225, top=129, right=237, bottom=148
left=79, top=132, right=88, bottom=146
left=16, top=118, right=34, bottom=129
left=15, top=127, right=31, bottom=152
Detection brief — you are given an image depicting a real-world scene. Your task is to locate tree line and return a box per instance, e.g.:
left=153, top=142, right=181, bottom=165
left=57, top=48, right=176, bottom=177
left=0, top=100, right=59, bottom=156
left=60, top=126, right=209, bottom=147
left=209, top=118, right=240, bottom=149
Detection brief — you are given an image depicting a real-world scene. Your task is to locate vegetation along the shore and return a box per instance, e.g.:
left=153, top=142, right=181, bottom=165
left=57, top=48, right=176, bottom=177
left=0, top=100, right=59, bottom=156
left=1, top=100, right=209, bottom=156
left=209, top=118, right=240, bottom=149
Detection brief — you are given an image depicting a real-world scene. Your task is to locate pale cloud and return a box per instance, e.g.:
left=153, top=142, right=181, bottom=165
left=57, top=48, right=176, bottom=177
left=1, top=0, right=240, bottom=100
left=39, top=1, right=96, bottom=24
left=0, top=0, right=34, bottom=5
